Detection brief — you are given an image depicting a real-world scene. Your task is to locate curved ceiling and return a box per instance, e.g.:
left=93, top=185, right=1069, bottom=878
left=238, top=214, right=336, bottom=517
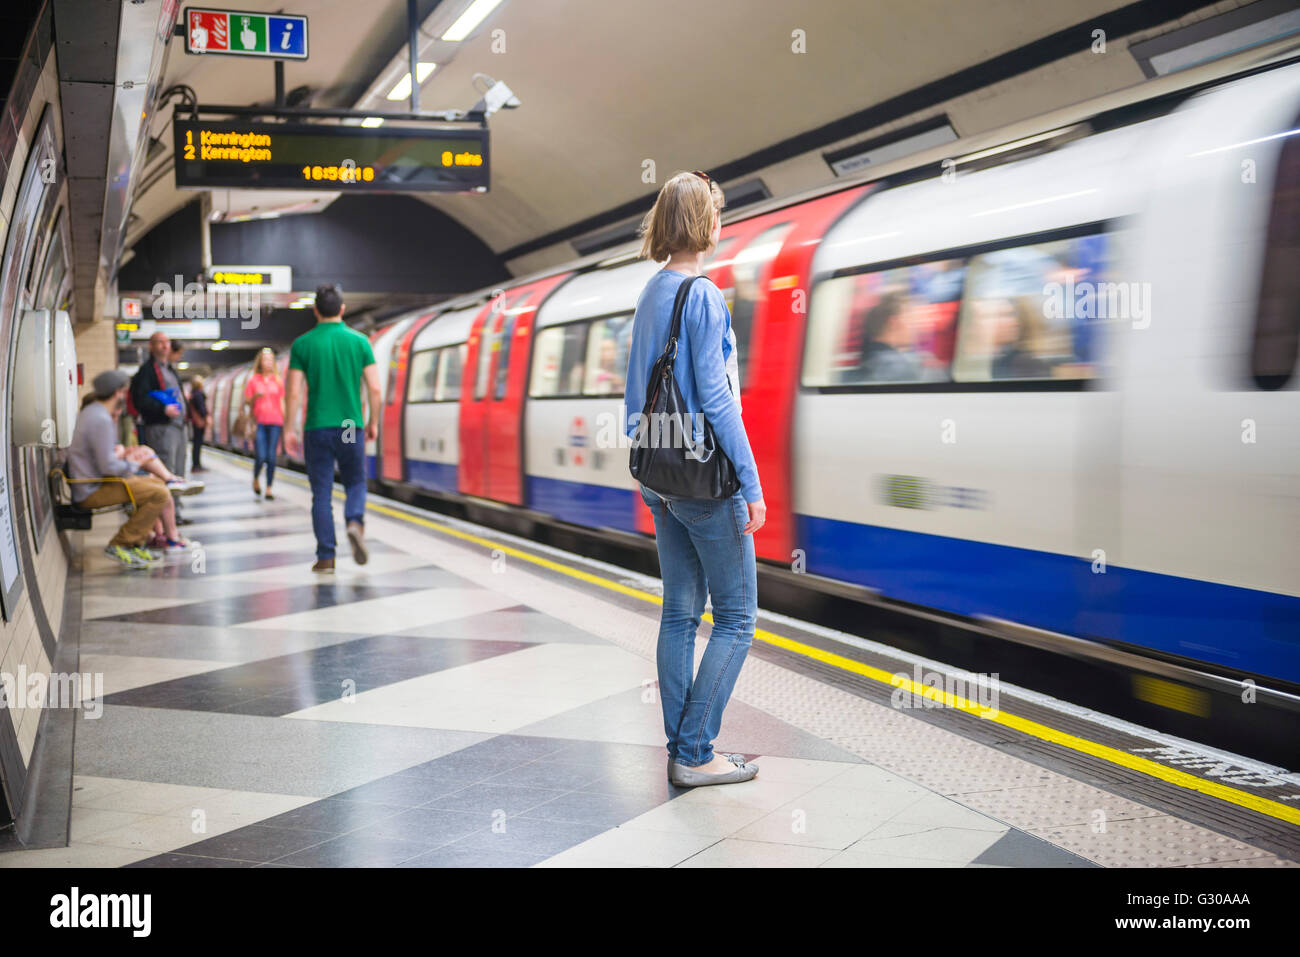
left=125, top=0, right=1255, bottom=277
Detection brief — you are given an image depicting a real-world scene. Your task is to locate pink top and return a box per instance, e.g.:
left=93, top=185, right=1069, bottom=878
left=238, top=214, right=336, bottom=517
left=244, top=373, right=285, bottom=425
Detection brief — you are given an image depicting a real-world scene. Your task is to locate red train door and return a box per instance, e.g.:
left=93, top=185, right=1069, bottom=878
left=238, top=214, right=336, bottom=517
left=745, top=186, right=870, bottom=563
left=459, top=275, right=567, bottom=504
left=457, top=299, right=497, bottom=499
left=381, top=312, right=435, bottom=483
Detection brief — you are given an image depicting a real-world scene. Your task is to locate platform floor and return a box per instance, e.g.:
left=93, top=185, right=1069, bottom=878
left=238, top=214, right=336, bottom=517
left=0, top=456, right=1292, bottom=868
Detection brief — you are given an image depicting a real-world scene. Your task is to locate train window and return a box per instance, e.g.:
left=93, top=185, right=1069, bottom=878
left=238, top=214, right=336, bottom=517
left=473, top=302, right=505, bottom=400
left=582, top=314, right=632, bottom=396
left=493, top=314, right=515, bottom=400
left=704, top=236, right=739, bottom=271
left=493, top=295, right=531, bottom=400
left=952, top=235, right=1105, bottom=383
left=407, top=350, right=438, bottom=403
left=802, top=260, right=966, bottom=386
left=730, top=223, right=793, bottom=383
left=435, top=343, right=465, bottom=401
left=529, top=323, right=588, bottom=397
left=385, top=356, right=400, bottom=405
left=1251, top=116, right=1300, bottom=390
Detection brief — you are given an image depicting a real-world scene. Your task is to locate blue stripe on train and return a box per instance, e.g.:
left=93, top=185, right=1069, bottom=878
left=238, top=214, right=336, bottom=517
left=407, top=458, right=458, bottom=493
left=796, top=514, right=1300, bottom=684
left=525, top=475, right=639, bottom=533
left=366, top=454, right=377, bottom=480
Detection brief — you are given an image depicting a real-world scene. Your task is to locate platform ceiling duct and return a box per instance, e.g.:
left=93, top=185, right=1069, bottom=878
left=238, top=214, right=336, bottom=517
left=53, top=0, right=175, bottom=324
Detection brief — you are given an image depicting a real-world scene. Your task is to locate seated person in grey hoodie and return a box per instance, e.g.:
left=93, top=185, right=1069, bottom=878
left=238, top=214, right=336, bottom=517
left=66, top=370, right=196, bottom=567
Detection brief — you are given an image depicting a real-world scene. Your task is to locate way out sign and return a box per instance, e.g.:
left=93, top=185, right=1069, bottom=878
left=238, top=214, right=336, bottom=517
left=184, top=7, right=309, bottom=59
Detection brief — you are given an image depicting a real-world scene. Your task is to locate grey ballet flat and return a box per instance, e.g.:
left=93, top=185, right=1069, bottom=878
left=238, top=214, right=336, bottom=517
left=669, top=754, right=759, bottom=788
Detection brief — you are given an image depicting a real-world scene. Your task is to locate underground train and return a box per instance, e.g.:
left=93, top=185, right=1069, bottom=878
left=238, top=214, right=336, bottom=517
left=203, top=61, right=1300, bottom=695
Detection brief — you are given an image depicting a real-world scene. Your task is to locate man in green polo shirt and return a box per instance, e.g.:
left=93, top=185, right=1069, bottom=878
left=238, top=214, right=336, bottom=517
left=285, top=284, right=381, bottom=572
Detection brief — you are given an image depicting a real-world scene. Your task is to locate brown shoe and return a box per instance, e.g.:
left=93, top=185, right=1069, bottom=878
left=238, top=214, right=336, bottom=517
left=346, top=521, right=368, bottom=565
left=253, top=478, right=262, bottom=496
left=311, top=558, right=335, bottom=573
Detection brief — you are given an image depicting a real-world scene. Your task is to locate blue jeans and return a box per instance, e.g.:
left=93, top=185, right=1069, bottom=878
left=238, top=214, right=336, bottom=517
left=304, top=427, right=367, bottom=561
left=254, top=424, right=282, bottom=486
left=638, top=483, right=757, bottom=767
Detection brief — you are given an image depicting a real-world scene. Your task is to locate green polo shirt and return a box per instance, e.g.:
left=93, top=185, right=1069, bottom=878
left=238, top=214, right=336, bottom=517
left=289, top=321, right=376, bottom=431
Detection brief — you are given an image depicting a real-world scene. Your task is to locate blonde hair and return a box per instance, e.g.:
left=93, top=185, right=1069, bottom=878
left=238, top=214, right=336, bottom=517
left=639, top=171, right=724, bottom=262
left=253, top=348, right=281, bottom=381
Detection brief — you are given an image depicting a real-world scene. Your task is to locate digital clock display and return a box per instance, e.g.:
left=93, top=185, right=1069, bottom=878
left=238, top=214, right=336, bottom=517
left=173, top=120, right=490, bottom=192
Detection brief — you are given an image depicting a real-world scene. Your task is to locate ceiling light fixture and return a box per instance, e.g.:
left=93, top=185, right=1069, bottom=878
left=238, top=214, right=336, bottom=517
left=442, top=0, right=504, bottom=42
left=386, top=62, right=437, bottom=101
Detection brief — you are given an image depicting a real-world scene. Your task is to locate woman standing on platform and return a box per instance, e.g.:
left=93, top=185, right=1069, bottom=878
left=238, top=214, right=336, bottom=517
left=244, top=348, right=286, bottom=500
left=623, top=171, right=766, bottom=788
left=188, top=375, right=209, bottom=472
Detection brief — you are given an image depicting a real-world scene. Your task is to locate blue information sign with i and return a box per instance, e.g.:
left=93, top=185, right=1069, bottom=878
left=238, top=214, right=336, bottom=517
left=267, top=16, right=307, bottom=58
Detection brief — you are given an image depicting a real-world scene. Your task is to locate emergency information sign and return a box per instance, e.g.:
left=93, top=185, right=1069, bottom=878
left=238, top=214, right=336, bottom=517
left=184, top=8, right=309, bottom=59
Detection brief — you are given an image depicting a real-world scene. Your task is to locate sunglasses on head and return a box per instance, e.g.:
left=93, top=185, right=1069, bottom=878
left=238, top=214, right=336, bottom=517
left=690, top=170, right=712, bottom=185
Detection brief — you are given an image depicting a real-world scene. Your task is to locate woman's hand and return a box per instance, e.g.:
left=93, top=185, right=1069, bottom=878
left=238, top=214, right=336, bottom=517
left=743, top=499, right=766, bottom=535
left=113, top=444, right=125, bottom=459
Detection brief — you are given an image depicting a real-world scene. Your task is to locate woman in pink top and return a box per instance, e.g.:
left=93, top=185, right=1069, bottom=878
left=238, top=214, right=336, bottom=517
left=243, top=348, right=287, bottom=499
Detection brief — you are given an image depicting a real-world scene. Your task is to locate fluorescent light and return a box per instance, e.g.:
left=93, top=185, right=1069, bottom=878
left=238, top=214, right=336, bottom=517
left=442, top=0, right=503, bottom=41
left=211, top=340, right=230, bottom=351
left=177, top=362, right=190, bottom=370
left=386, top=62, right=437, bottom=100
left=361, top=117, right=384, bottom=128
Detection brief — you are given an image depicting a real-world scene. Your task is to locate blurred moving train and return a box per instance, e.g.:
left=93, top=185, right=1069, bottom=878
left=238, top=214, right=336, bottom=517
left=204, top=62, right=1299, bottom=701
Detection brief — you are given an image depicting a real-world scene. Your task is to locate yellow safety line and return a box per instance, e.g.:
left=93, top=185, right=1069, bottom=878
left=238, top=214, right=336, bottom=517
left=215, top=451, right=1300, bottom=827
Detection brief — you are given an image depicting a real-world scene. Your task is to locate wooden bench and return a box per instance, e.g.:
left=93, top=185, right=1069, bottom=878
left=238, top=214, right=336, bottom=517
left=49, top=468, right=137, bottom=531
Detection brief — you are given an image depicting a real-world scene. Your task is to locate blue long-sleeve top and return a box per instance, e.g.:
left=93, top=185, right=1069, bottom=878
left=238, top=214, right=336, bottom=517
left=623, top=268, right=763, bottom=503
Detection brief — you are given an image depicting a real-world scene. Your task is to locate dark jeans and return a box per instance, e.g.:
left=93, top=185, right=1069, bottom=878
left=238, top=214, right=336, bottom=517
left=191, top=431, right=204, bottom=470
left=304, top=427, right=366, bottom=561
left=254, top=424, right=282, bottom=486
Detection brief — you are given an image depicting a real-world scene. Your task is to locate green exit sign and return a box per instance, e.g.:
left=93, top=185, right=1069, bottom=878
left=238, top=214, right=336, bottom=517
left=184, top=7, right=309, bottom=59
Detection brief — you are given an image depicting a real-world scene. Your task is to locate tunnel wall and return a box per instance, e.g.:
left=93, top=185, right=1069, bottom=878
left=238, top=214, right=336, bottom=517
left=119, top=194, right=511, bottom=296
left=0, top=1, right=77, bottom=830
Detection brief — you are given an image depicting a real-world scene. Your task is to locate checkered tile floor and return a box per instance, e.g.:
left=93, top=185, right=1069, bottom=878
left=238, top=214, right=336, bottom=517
left=0, top=459, right=1098, bottom=868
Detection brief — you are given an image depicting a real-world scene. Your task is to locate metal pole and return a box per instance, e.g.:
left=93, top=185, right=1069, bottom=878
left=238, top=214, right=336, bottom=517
left=199, top=191, right=212, bottom=273
left=274, top=59, right=285, bottom=108
left=408, top=0, right=418, bottom=114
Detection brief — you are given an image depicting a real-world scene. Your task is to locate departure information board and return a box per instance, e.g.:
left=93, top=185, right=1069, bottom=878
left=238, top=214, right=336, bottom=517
left=173, top=121, right=490, bottom=193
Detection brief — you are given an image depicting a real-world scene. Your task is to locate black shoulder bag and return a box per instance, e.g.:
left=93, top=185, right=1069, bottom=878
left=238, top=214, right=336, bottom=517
left=628, top=275, right=741, bottom=500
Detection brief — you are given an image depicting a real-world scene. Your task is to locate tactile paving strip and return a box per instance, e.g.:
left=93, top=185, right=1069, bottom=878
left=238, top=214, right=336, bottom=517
left=1027, top=816, right=1273, bottom=868
left=350, top=497, right=1297, bottom=868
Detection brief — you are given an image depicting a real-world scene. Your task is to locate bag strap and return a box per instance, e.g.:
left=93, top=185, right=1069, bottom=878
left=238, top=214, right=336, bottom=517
left=644, top=275, right=699, bottom=409
left=660, top=275, right=700, bottom=365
